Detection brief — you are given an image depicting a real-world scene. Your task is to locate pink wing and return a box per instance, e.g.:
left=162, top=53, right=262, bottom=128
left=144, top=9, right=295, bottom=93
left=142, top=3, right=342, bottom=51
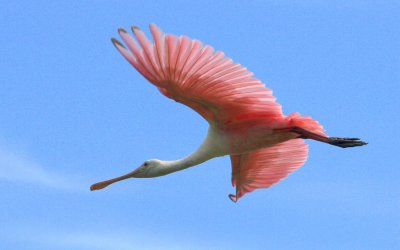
left=229, top=138, right=308, bottom=202
left=112, top=24, right=283, bottom=126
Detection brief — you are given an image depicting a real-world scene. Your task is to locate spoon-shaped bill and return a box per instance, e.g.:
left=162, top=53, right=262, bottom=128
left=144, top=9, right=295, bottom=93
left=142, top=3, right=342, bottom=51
left=90, top=169, right=140, bottom=191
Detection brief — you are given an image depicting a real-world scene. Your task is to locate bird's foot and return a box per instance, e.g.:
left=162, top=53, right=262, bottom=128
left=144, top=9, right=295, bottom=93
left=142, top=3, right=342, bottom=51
left=328, top=137, right=368, bottom=148
left=228, top=194, right=237, bottom=203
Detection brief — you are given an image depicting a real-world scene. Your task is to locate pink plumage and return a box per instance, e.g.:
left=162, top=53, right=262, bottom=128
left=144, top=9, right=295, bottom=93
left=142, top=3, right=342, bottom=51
left=114, top=24, right=286, bottom=126
left=90, top=23, right=367, bottom=201
left=229, top=138, right=307, bottom=202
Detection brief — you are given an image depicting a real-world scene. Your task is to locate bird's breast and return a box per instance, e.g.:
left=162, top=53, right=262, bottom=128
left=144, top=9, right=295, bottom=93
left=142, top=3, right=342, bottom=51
left=223, top=123, right=297, bottom=155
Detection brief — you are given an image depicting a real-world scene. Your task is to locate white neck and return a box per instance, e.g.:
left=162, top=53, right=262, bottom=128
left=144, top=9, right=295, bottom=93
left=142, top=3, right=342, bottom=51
left=89, top=127, right=228, bottom=191
left=157, top=126, right=226, bottom=176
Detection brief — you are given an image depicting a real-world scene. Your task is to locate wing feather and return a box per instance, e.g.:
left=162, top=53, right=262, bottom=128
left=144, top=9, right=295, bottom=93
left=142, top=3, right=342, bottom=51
left=112, top=24, right=283, bottom=126
left=229, top=138, right=308, bottom=202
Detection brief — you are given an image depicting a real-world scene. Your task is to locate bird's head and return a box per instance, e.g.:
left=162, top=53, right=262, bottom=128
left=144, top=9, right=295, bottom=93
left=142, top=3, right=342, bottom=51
left=90, top=159, right=164, bottom=191
left=129, top=159, right=164, bottom=178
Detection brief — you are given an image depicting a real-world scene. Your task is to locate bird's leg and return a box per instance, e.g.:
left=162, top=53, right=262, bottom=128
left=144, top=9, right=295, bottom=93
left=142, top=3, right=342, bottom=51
left=289, top=126, right=368, bottom=148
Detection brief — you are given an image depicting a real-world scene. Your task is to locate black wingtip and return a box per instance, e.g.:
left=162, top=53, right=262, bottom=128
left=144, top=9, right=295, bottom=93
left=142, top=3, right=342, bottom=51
left=131, top=25, right=140, bottom=32
left=111, top=37, right=125, bottom=48
left=117, top=28, right=128, bottom=34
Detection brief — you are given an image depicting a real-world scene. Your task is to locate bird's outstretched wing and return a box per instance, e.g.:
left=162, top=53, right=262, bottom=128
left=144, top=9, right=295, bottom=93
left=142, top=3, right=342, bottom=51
left=112, top=24, right=283, bottom=126
left=229, top=138, right=308, bottom=202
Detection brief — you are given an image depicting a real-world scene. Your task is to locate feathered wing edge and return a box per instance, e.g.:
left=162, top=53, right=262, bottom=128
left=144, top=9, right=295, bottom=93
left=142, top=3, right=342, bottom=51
left=110, top=24, right=284, bottom=125
left=229, top=138, right=308, bottom=202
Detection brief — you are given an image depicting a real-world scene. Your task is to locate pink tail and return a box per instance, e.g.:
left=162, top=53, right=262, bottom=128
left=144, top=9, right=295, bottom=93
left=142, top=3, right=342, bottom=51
left=287, top=112, right=326, bottom=136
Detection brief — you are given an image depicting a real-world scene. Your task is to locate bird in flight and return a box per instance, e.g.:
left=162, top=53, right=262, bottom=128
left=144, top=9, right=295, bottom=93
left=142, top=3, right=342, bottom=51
left=90, top=24, right=367, bottom=202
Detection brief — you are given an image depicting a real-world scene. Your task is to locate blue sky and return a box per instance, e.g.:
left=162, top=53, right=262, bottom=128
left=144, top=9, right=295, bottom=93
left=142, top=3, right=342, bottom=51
left=1, top=1, right=399, bottom=249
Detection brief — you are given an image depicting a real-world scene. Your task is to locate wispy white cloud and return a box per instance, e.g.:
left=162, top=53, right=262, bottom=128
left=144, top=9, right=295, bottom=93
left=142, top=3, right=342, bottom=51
left=0, top=146, right=85, bottom=191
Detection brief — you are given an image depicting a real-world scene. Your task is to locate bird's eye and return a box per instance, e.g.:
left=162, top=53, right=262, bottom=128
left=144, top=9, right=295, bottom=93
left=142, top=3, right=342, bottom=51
left=144, top=162, right=148, bottom=166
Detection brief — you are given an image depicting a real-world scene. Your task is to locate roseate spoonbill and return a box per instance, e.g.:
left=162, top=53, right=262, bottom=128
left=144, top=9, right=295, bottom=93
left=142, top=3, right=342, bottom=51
left=90, top=24, right=367, bottom=202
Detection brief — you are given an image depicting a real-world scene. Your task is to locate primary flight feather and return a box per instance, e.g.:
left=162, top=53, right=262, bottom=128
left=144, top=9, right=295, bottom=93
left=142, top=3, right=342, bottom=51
left=90, top=24, right=367, bottom=202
